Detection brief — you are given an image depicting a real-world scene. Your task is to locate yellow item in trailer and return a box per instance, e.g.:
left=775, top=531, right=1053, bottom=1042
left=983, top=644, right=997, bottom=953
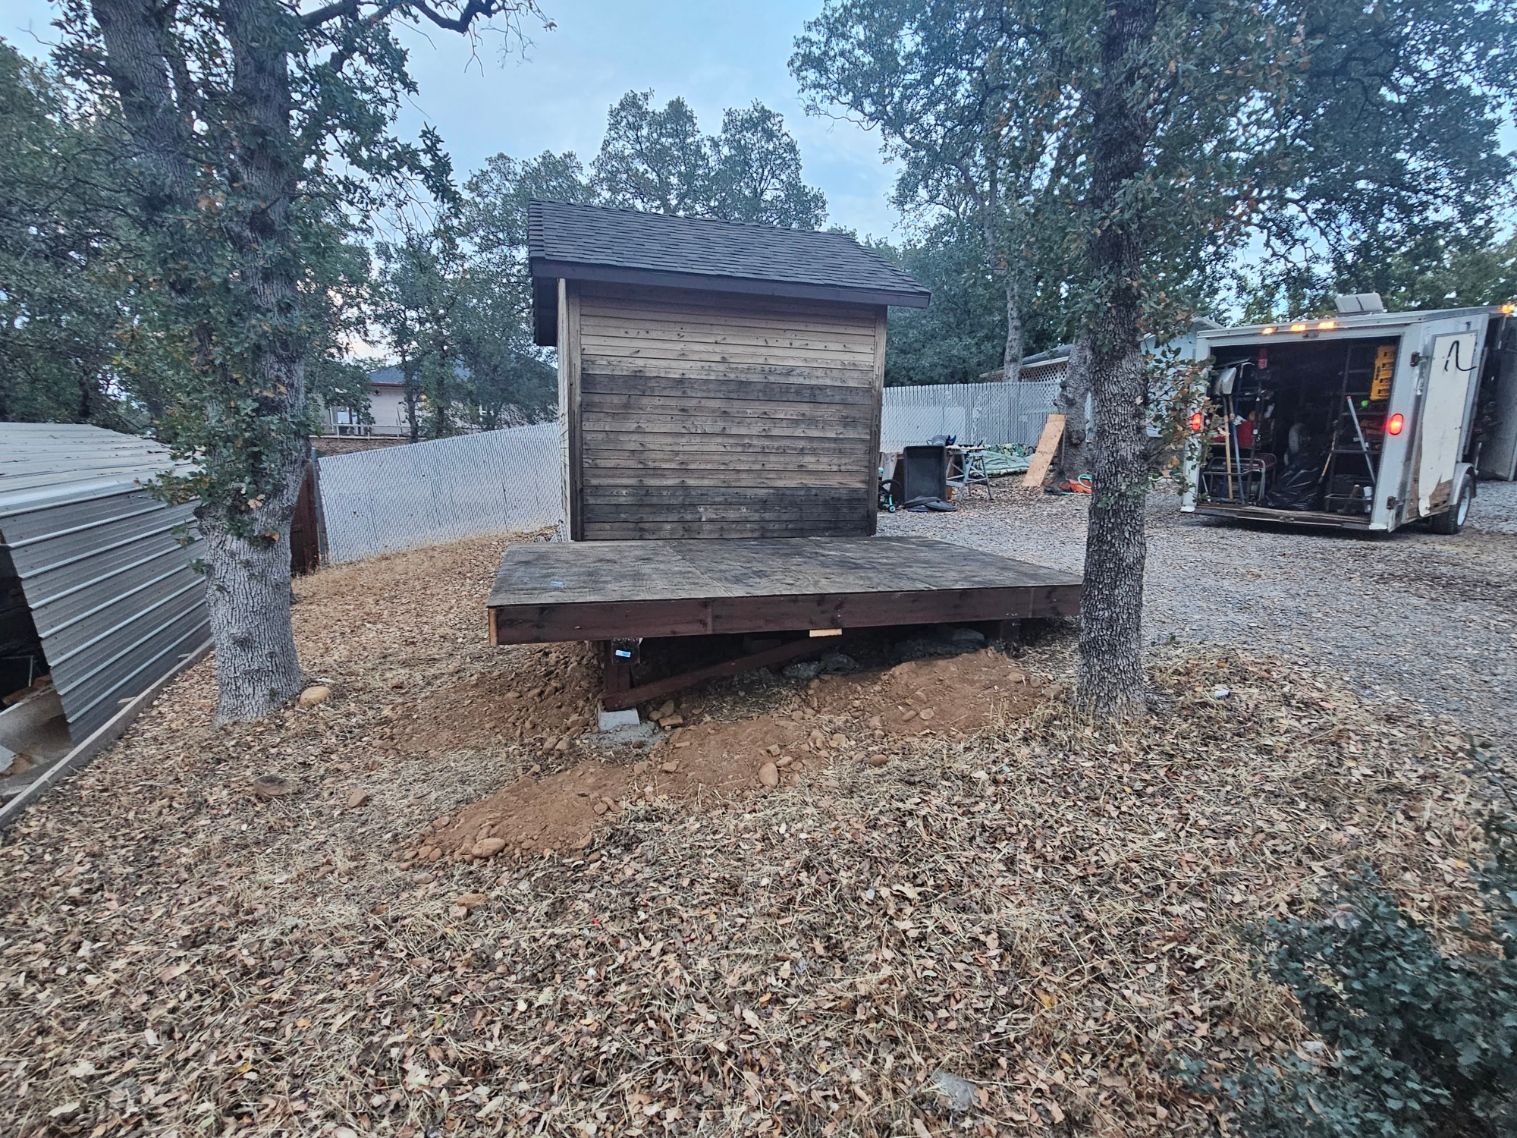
left=1370, top=344, right=1396, bottom=401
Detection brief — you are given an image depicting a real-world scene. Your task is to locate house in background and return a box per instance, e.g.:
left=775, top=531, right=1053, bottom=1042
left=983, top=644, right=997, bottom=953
left=324, top=366, right=413, bottom=437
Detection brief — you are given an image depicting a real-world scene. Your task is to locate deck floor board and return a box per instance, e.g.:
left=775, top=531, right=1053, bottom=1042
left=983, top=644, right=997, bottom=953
left=488, top=537, right=1082, bottom=644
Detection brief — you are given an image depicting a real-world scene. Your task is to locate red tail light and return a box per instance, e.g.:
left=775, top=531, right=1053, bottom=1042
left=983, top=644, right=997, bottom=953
left=1188, top=411, right=1204, bottom=432
left=1387, top=412, right=1405, bottom=436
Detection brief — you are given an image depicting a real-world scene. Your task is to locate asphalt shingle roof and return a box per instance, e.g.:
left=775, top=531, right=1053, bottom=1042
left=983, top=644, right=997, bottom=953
left=528, top=200, right=929, bottom=344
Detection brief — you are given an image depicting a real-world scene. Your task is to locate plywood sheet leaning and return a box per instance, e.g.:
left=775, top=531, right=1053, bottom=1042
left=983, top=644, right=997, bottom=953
left=1021, top=413, right=1067, bottom=488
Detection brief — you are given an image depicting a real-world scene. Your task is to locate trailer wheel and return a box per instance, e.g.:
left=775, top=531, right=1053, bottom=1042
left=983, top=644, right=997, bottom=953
left=1430, top=472, right=1473, bottom=535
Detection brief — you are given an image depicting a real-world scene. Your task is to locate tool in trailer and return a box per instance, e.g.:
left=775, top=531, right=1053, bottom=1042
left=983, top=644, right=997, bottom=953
left=1343, top=394, right=1377, bottom=491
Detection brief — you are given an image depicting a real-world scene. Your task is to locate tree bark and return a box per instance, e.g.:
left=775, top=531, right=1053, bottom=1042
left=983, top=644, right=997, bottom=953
left=91, top=0, right=309, bottom=722
left=1002, top=271, right=1023, bottom=384
left=1076, top=0, right=1158, bottom=719
left=1054, top=335, right=1094, bottom=480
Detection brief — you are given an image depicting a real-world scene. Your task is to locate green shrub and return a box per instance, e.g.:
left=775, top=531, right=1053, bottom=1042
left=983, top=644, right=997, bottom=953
left=1205, top=753, right=1517, bottom=1137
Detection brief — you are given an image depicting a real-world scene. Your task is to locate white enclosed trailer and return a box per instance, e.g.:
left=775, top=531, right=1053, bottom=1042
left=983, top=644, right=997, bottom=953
left=1180, top=300, right=1516, bottom=534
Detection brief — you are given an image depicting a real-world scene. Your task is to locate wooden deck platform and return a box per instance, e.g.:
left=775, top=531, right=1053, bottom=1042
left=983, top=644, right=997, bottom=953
left=487, top=536, right=1082, bottom=645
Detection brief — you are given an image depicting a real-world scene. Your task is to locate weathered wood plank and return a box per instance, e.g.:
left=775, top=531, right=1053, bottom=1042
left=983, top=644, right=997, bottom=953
left=581, top=411, right=872, bottom=439
left=576, top=316, right=879, bottom=349
left=578, top=335, right=874, bottom=366
left=581, top=371, right=877, bottom=406
left=580, top=392, right=873, bottom=422
left=579, top=358, right=876, bottom=386
left=1022, top=413, right=1066, bottom=489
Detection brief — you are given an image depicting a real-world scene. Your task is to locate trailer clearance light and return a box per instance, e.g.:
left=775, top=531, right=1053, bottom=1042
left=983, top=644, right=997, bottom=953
left=1317, top=319, right=1338, bottom=330
left=1387, top=413, right=1405, bottom=436
left=1260, top=325, right=1277, bottom=335
left=1288, top=322, right=1307, bottom=332
left=1189, top=411, right=1204, bottom=432
left=1502, top=302, right=1516, bottom=315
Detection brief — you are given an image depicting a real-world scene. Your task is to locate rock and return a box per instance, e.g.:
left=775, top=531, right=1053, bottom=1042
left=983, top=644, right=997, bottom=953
left=917, top=708, right=936, bottom=723
left=454, top=892, right=489, bottom=910
left=658, top=714, right=684, bottom=728
left=930, top=1070, right=978, bottom=1113
left=660, top=761, right=679, bottom=774
left=471, top=837, right=508, bottom=859
left=781, top=660, right=824, bottom=680
left=346, top=788, right=371, bottom=809
left=766, top=743, right=782, bottom=756
left=867, top=753, right=889, bottom=767
left=650, top=699, right=675, bottom=720
left=297, top=684, right=331, bottom=709
left=251, top=774, right=293, bottom=800
left=757, top=761, right=780, bottom=788
left=829, top=733, right=848, bottom=748
left=554, top=737, right=571, bottom=752
left=592, top=800, right=610, bottom=816
left=1212, top=685, right=1232, bottom=700
left=819, top=651, right=858, bottom=674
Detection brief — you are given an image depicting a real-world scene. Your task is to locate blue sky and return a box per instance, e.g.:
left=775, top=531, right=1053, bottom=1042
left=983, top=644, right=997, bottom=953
left=5, top=0, right=906, bottom=238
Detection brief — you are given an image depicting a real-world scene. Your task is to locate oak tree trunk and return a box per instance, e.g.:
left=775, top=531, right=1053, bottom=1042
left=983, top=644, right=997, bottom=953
left=92, top=0, right=309, bottom=722
left=1076, top=0, right=1158, bottom=719
left=1054, top=335, right=1094, bottom=480
left=1002, top=272, right=1024, bottom=384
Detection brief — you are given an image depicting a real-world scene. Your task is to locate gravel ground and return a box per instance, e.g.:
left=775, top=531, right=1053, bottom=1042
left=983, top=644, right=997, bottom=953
left=881, top=479, right=1517, bottom=747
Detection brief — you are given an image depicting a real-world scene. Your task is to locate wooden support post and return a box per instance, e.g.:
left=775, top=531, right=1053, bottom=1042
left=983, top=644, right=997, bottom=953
left=601, top=635, right=829, bottom=712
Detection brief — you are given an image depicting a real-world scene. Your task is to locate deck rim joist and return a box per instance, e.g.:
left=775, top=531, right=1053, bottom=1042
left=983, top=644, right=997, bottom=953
left=487, top=536, right=1082, bottom=645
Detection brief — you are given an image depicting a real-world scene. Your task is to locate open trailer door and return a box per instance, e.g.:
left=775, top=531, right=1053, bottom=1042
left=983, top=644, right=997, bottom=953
left=1477, top=316, right=1517, bottom=481
left=1412, top=330, right=1481, bottom=517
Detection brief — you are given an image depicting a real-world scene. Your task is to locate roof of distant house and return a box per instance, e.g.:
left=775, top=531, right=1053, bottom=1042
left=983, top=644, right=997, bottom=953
left=527, top=200, right=930, bottom=345
left=367, top=362, right=471, bottom=387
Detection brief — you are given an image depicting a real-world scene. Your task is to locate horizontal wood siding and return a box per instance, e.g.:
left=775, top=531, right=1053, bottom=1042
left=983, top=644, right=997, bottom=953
left=572, top=282, right=882, bottom=539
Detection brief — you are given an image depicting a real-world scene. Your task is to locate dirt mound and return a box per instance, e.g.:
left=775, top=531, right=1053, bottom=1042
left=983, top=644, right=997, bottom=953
left=805, top=647, right=1043, bottom=734
left=415, top=716, right=809, bottom=859
left=389, top=641, right=600, bottom=753
left=415, top=649, right=1046, bottom=862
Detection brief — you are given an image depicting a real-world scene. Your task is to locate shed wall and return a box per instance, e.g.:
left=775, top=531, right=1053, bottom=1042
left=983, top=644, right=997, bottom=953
left=567, top=281, right=884, bottom=539
left=0, top=487, right=208, bottom=741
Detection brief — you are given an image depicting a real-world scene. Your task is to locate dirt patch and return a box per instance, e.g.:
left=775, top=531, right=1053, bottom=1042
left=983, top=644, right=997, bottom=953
left=416, top=648, right=1047, bottom=861
left=805, top=647, right=1043, bottom=734
left=388, top=641, right=601, bottom=754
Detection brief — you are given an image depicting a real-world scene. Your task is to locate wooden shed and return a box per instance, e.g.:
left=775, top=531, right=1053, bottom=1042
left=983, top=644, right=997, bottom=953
left=529, top=201, right=930, bottom=540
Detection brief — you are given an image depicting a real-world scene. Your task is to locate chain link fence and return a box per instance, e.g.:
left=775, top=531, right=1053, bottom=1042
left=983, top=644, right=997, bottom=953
left=319, top=424, right=562, bottom=563
left=316, top=382, right=1060, bottom=562
left=880, top=380, right=1059, bottom=450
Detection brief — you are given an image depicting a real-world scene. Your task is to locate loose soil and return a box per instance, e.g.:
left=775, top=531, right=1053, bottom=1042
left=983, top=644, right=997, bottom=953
left=0, top=532, right=1495, bottom=1138
left=419, top=649, right=1044, bottom=860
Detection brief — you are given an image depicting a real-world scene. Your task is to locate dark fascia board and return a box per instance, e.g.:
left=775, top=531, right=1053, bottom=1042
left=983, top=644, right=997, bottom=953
left=531, top=260, right=930, bottom=347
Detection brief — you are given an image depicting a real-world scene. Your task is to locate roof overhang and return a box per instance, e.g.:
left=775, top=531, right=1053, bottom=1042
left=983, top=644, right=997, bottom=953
left=531, top=260, right=931, bottom=347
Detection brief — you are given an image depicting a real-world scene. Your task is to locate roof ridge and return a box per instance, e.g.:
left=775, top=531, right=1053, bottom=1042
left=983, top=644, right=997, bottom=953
left=527, top=198, right=856, bottom=238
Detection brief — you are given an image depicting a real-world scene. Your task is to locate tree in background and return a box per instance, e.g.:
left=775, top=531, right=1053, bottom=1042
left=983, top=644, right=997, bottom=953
left=1247, top=0, right=1517, bottom=312
left=0, top=45, right=132, bottom=426
left=592, top=90, right=826, bottom=229
left=52, top=0, right=551, bottom=722
left=792, top=0, right=1085, bottom=382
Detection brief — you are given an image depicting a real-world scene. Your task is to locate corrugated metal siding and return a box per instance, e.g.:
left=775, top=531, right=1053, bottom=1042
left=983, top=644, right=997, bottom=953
left=0, top=426, right=209, bottom=742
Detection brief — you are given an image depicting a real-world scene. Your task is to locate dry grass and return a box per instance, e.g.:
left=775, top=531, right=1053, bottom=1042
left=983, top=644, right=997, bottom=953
left=0, top=534, right=1489, bottom=1137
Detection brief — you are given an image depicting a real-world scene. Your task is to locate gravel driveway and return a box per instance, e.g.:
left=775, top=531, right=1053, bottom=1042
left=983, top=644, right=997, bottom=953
left=881, top=480, right=1517, bottom=747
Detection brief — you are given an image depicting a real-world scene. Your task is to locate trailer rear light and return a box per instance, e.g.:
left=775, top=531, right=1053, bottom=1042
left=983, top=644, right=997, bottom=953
left=1387, top=413, right=1405, bottom=436
left=1188, top=411, right=1204, bottom=432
